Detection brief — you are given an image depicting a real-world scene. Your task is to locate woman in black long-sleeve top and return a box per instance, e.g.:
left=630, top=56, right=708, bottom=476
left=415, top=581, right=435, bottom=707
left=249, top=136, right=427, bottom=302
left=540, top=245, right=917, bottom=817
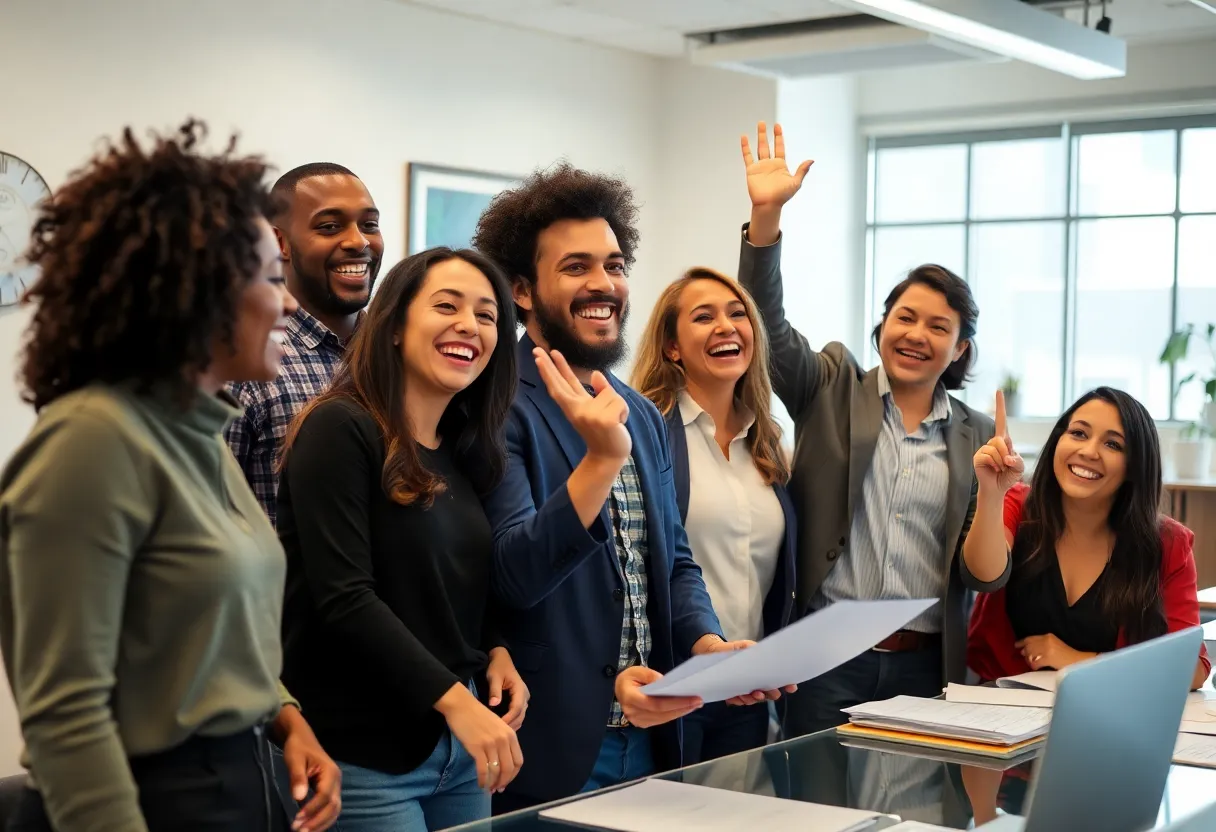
left=276, top=247, right=526, bottom=832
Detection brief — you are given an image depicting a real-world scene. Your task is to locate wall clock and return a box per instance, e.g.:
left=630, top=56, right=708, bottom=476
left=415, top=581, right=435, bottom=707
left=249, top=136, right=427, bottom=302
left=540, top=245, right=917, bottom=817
left=0, top=152, right=51, bottom=307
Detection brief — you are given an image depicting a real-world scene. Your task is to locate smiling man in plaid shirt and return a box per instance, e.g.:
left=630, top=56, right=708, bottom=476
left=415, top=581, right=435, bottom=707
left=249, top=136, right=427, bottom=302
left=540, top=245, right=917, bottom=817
left=226, top=163, right=384, bottom=524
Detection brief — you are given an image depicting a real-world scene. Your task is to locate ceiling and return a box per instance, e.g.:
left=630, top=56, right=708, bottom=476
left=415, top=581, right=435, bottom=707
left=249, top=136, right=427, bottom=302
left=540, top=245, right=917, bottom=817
left=397, top=0, right=1216, bottom=58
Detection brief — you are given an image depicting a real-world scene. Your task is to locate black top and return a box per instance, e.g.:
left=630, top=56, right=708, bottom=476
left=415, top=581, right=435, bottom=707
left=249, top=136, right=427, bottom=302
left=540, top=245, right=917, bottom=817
left=1005, top=534, right=1119, bottom=657
left=277, top=397, right=499, bottom=774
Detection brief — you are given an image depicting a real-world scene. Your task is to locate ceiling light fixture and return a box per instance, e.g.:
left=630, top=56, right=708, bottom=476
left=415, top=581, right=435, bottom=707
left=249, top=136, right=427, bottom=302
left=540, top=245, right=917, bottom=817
left=1185, top=0, right=1216, bottom=15
left=830, top=0, right=1127, bottom=79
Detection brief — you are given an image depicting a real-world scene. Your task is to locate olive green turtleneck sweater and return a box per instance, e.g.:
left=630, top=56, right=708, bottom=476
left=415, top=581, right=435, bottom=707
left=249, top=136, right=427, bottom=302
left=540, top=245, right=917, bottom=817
left=0, top=383, right=296, bottom=832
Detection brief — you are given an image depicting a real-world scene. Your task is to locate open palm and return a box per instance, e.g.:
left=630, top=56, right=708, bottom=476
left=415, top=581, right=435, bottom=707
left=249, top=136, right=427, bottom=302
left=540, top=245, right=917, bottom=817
left=741, top=122, right=813, bottom=210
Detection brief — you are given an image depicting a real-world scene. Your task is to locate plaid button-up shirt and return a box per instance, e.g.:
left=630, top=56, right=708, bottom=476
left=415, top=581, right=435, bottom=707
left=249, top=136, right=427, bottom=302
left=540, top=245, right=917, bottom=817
left=607, top=454, right=651, bottom=728
left=225, top=307, right=350, bottom=526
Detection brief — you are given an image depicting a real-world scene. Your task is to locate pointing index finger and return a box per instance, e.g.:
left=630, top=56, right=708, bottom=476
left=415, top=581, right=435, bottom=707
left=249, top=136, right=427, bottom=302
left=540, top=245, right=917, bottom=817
left=995, top=389, right=1008, bottom=440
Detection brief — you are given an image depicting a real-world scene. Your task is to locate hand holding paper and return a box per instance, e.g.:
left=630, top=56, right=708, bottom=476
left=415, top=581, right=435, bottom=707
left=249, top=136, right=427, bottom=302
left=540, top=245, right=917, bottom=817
left=615, top=667, right=703, bottom=729
left=640, top=599, right=936, bottom=703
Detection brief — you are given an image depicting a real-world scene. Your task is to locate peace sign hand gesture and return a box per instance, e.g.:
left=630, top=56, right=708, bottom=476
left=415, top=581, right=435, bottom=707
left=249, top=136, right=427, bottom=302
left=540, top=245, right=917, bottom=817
left=533, top=348, right=632, bottom=462
left=740, top=121, right=814, bottom=211
left=973, top=390, right=1025, bottom=494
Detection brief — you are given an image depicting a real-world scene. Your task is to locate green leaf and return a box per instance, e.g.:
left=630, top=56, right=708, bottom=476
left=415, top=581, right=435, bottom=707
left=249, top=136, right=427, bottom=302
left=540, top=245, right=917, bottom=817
left=1160, top=326, right=1193, bottom=364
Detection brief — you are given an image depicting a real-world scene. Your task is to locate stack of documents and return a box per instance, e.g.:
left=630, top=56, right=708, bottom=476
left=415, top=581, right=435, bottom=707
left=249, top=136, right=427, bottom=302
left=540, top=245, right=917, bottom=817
left=942, top=677, right=1216, bottom=768
left=995, top=670, right=1059, bottom=692
left=944, top=683, right=1053, bottom=708
left=838, top=696, right=1051, bottom=758
left=944, top=671, right=1059, bottom=708
left=537, top=779, right=892, bottom=832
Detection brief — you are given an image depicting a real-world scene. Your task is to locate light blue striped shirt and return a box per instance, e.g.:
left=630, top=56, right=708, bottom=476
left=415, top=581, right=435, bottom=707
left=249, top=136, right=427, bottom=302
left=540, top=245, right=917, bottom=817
left=810, top=366, right=952, bottom=632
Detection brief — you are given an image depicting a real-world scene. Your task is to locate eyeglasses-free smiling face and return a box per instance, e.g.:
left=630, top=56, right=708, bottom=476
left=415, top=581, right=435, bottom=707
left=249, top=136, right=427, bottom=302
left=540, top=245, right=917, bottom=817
left=667, top=278, right=754, bottom=391
left=400, top=258, right=500, bottom=399
left=1052, top=398, right=1128, bottom=504
left=878, top=283, right=968, bottom=390
left=279, top=173, right=384, bottom=318
left=519, top=217, right=630, bottom=371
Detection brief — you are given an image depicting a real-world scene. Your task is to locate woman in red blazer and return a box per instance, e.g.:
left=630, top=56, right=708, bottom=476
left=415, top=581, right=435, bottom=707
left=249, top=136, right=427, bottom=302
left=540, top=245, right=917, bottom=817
left=961, top=386, right=1210, bottom=824
left=965, top=386, right=1209, bottom=687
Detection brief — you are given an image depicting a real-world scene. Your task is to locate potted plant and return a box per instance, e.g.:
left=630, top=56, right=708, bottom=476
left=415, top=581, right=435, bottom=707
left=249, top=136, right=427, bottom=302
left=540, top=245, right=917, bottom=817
left=1172, top=422, right=1213, bottom=480
left=1160, top=323, right=1216, bottom=432
left=1000, top=372, right=1022, bottom=418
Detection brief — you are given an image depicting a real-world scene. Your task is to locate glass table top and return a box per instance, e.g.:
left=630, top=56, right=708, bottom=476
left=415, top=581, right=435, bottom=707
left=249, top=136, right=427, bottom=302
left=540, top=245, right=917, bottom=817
left=447, top=726, right=1216, bottom=830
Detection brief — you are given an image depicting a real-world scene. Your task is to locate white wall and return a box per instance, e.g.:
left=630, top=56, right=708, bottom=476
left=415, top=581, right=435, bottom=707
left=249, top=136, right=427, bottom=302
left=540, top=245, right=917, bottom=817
left=0, top=0, right=795, bottom=775
left=652, top=62, right=777, bottom=289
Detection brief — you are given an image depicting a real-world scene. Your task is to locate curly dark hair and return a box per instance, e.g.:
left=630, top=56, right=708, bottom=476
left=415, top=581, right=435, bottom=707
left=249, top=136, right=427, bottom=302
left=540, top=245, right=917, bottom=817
left=19, top=119, right=276, bottom=411
left=472, top=161, right=640, bottom=321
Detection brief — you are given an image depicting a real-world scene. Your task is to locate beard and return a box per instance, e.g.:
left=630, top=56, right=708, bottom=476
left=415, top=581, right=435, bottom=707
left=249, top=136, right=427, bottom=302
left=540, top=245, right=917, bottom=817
left=532, top=290, right=629, bottom=372
left=290, top=261, right=379, bottom=319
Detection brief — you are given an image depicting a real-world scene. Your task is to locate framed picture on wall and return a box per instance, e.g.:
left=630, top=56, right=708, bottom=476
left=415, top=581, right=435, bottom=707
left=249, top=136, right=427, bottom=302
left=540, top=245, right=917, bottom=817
left=405, top=163, right=520, bottom=255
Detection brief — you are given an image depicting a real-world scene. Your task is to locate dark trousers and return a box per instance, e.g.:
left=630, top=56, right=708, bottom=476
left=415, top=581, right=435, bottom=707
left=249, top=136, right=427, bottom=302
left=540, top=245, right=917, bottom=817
left=8, top=728, right=291, bottom=832
left=783, top=643, right=943, bottom=738
left=681, top=701, right=770, bottom=765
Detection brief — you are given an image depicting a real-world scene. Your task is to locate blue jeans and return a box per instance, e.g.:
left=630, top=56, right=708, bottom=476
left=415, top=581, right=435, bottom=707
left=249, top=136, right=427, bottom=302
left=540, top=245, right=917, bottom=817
left=580, top=727, right=655, bottom=794
left=783, top=643, right=943, bottom=737
left=337, top=730, right=489, bottom=832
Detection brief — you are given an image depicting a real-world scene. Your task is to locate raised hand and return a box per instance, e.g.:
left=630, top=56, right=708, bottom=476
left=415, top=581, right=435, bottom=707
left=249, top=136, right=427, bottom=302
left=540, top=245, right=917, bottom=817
left=740, top=121, right=813, bottom=211
left=534, top=348, right=631, bottom=462
left=973, top=390, right=1025, bottom=494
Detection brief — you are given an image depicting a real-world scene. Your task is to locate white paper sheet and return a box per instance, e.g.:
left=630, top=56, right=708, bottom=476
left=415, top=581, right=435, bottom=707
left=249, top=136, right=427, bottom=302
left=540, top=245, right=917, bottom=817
left=1182, top=690, right=1216, bottom=723
left=843, top=696, right=1052, bottom=744
left=1174, top=732, right=1216, bottom=768
left=538, top=779, right=885, bottom=832
left=944, top=683, right=1054, bottom=709
left=640, top=598, right=935, bottom=702
left=995, top=670, right=1059, bottom=692
left=1180, top=719, right=1216, bottom=736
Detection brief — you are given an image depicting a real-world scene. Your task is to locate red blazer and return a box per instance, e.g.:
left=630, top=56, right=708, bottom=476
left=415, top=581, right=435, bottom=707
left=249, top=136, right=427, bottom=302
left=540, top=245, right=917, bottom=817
left=968, top=483, right=1211, bottom=683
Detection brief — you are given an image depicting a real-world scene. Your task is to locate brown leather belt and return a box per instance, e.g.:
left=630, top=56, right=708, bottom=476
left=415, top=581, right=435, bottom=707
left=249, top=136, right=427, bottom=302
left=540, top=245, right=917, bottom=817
left=872, top=630, right=941, bottom=653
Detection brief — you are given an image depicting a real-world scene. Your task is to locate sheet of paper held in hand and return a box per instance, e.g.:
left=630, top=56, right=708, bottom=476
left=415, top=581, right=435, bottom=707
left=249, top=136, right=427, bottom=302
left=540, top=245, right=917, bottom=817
left=538, top=779, right=887, bottom=832
left=640, top=598, right=935, bottom=702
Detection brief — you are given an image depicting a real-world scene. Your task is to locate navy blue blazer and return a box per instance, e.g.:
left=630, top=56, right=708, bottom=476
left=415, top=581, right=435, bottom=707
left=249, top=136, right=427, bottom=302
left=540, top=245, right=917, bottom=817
left=482, top=334, right=723, bottom=809
left=663, top=407, right=797, bottom=637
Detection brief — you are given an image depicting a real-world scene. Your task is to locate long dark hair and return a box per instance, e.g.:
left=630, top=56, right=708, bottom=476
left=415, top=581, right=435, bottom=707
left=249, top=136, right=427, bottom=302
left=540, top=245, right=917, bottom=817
left=1014, top=387, right=1166, bottom=643
left=871, top=264, right=978, bottom=390
left=282, top=247, right=517, bottom=505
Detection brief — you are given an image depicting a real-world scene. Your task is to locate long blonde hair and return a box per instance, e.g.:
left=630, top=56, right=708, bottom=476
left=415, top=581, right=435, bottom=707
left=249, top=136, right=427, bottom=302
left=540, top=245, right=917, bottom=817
left=632, top=267, right=789, bottom=487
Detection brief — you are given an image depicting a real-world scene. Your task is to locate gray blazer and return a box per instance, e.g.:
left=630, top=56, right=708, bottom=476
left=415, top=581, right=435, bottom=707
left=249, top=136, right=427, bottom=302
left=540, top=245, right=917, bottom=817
left=737, top=227, right=1007, bottom=684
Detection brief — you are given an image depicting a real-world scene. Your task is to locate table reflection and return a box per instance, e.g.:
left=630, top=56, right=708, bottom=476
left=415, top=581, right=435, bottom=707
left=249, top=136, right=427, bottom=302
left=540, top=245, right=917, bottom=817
left=448, top=727, right=1216, bottom=830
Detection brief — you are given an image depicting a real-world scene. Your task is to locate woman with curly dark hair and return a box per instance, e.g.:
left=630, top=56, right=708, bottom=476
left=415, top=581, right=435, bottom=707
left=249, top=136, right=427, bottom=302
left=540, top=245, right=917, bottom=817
left=0, top=121, right=341, bottom=832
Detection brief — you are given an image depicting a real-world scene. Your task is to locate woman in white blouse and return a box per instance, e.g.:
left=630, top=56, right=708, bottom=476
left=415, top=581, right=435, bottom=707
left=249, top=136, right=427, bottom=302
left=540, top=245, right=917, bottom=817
left=632, top=267, right=797, bottom=763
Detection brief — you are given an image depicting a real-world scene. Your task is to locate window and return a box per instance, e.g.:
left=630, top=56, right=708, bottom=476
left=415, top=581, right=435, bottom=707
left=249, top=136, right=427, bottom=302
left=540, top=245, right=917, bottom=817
left=865, top=116, right=1216, bottom=421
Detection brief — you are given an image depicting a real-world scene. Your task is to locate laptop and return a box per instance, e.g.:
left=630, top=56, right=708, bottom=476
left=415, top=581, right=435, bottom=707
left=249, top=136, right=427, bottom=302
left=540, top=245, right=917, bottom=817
left=983, top=626, right=1203, bottom=832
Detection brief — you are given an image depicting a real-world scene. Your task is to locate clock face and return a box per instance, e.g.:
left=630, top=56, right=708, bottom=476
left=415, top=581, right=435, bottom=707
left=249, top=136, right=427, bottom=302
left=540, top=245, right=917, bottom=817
left=0, top=153, right=51, bottom=307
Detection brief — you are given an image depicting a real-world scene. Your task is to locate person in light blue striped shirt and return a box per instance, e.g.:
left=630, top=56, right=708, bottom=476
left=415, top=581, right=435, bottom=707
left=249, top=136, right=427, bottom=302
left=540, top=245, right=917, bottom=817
left=736, top=122, right=1004, bottom=740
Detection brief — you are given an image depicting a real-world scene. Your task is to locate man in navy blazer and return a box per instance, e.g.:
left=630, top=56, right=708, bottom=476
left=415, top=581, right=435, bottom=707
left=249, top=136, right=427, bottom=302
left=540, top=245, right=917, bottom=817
left=474, top=164, right=783, bottom=812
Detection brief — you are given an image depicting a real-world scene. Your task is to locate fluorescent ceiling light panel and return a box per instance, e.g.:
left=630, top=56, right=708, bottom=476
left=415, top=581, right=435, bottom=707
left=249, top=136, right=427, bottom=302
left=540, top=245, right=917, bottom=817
left=830, top=0, right=1127, bottom=79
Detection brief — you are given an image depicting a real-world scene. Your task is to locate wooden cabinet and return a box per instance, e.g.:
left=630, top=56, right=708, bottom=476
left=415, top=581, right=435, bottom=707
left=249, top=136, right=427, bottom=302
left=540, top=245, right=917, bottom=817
left=1164, top=478, right=1216, bottom=590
